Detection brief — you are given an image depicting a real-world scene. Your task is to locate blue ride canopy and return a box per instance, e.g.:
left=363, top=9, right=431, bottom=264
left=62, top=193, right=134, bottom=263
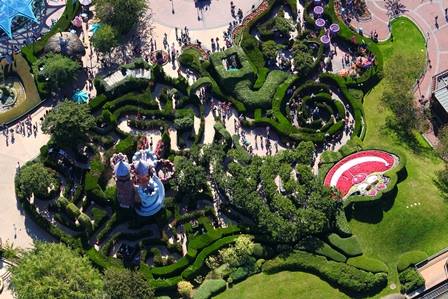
left=0, top=0, right=38, bottom=38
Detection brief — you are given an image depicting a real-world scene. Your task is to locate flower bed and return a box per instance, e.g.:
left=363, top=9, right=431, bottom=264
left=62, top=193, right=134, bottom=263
left=324, top=150, right=397, bottom=197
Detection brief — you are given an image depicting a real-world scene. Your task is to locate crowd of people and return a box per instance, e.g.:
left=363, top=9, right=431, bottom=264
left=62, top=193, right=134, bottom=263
left=2, top=113, right=41, bottom=147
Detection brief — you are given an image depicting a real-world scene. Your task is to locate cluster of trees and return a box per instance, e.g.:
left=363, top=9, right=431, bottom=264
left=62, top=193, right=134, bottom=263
left=15, top=162, right=60, bottom=199
left=35, top=53, right=81, bottom=90
left=214, top=142, right=340, bottom=243
left=10, top=242, right=155, bottom=299
left=292, top=40, right=315, bottom=76
left=42, top=100, right=95, bottom=147
left=93, top=0, right=147, bottom=54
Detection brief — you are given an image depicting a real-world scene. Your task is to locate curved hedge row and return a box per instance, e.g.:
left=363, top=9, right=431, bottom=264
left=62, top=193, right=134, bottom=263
left=262, top=250, right=388, bottom=295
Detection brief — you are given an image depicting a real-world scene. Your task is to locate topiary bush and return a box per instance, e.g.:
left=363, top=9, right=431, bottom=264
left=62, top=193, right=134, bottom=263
left=193, top=279, right=227, bottom=299
left=399, top=268, right=425, bottom=294
left=327, top=233, right=362, bottom=257
left=347, top=256, right=388, bottom=273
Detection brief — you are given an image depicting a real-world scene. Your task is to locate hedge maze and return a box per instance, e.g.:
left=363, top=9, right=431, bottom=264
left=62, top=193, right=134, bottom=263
left=14, top=0, right=406, bottom=298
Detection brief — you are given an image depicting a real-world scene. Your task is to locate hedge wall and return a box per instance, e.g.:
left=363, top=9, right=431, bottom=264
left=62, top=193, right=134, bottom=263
left=193, top=279, right=227, bottom=299
left=397, top=251, right=427, bottom=272
left=327, top=233, right=363, bottom=257
left=347, top=256, right=388, bottom=273
left=262, top=250, right=388, bottom=295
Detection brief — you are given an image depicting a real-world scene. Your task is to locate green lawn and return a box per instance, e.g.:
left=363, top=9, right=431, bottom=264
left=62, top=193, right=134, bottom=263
left=215, top=271, right=348, bottom=299
left=348, top=17, right=446, bottom=294
left=218, top=17, right=446, bottom=298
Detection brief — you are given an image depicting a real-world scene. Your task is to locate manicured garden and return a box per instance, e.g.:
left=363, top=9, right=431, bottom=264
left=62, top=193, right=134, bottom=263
left=7, top=0, right=444, bottom=298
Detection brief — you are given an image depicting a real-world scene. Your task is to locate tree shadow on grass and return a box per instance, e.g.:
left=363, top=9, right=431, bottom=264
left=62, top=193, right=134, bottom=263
left=346, top=187, right=397, bottom=224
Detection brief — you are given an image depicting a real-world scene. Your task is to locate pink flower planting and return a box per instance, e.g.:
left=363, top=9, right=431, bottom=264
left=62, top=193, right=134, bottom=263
left=324, top=150, right=396, bottom=197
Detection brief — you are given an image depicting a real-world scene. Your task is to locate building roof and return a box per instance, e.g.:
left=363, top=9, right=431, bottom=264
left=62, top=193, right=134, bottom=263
left=135, top=160, right=149, bottom=176
left=433, top=70, right=448, bottom=114
left=114, top=160, right=130, bottom=177
left=0, top=0, right=38, bottom=38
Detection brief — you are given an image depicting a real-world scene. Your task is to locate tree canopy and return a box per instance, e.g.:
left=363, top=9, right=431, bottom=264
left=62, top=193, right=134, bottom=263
left=42, top=100, right=95, bottom=146
left=92, top=24, right=118, bottom=54
left=10, top=242, right=104, bottom=299
left=36, top=53, right=80, bottom=90
left=104, top=267, right=155, bottom=299
left=171, top=155, right=208, bottom=198
left=95, top=0, right=147, bottom=34
left=15, top=162, right=60, bottom=199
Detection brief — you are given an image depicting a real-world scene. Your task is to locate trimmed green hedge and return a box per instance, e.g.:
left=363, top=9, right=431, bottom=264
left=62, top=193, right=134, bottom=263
left=313, top=241, right=347, bottom=262
left=327, top=234, right=363, bottom=257
left=399, top=268, right=425, bottom=294
left=347, top=256, right=388, bottom=273
left=335, top=210, right=352, bottom=237
left=397, top=251, right=427, bottom=272
left=262, top=250, right=387, bottom=295
left=193, top=279, right=227, bottom=299
left=182, top=235, right=239, bottom=280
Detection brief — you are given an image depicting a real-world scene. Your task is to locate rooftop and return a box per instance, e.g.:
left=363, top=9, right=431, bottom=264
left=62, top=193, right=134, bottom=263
left=0, top=0, right=38, bottom=38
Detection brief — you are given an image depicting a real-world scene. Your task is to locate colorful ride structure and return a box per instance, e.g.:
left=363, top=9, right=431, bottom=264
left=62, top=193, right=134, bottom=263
left=110, top=136, right=175, bottom=216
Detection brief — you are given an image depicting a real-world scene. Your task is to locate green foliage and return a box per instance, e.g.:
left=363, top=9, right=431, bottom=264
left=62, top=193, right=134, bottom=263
left=10, top=242, right=104, bottom=299
left=312, top=241, right=347, bottom=262
left=347, top=256, right=388, bottom=273
left=397, top=251, right=427, bottom=272
left=193, top=279, right=226, bottom=299
left=15, top=162, right=59, bottom=199
left=219, top=235, right=255, bottom=268
left=399, top=268, right=425, bottom=294
left=261, top=40, right=283, bottom=61
left=104, top=267, right=155, bottom=299
left=95, top=0, right=147, bottom=34
left=178, top=280, right=194, bottom=298
left=42, top=100, right=95, bottom=146
left=262, top=251, right=387, bottom=295
left=115, top=135, right=136, bottom=158
left=66, top=202, right=81, bottom=220
left=34, top=53, right=81, bottom=90
left=174, top=109, right=195, bottom=131
left=179, top=48, right=203, bottom=73
left=327, top=234, right=363, bottom=257
left=228, top=266, right=250, bottom=283
left=171, top=156, right=207, bottom=198
left=436, top=124, right=448, bottom=159
left=92, top=24, right=118, bottom=54
left=335, top=210, right=352, bottom=236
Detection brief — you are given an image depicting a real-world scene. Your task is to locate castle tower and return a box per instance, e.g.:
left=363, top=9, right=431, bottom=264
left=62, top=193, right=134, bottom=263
left=114, top=160, right=134, bottom=208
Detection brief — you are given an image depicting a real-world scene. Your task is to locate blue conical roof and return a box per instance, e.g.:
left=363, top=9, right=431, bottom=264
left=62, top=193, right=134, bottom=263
left=114, top=160, right=130, bottom=177
left=0, top=0, right=38, bottom=38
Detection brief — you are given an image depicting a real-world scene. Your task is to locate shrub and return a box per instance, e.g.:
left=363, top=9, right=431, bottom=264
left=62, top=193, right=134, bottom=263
left=228, top=266, right=250, bottom=284
left=347, top=256, right=388, bottom=273
left=335, top=210, right=352, bottom=237
left=115, top=135, right=136, bottom=158
left=66, top=202, right=81, bottom=220
left=78, top=213, right=93, bottom=233
left=178, top=280, right=194, bottom=298
left=397, top=251, right=427, bottom=272
left=193, top=279, right=226, bottom=299
left=262, top=251, right=387, bottom=295
left=91, top=208, right=108, bottom=228
left=327, top=233, right=362, bottom=257
left=399, top=268, right=425, bottom=294
left=312, top=242, right=347, bottom=262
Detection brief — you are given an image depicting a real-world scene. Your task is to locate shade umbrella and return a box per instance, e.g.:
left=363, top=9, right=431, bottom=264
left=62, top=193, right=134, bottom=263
left=320, top=34, right=330, bottom=44
left=313, top=6, right=324, bottom=16
left=330, top=23, right=340, bottom=34
left=315, top=18, right=326, bottom=28
left=79, top=0, right=92, bottom=5
left=72, top=89, right=89, bottom=103
left=89, top=23, right=102, bottom=33
left=72, top=16, right=83, bottom=28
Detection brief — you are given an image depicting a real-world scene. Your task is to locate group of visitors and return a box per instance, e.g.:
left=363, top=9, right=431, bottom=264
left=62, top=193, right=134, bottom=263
left=2, top=113, right=40, bottom=146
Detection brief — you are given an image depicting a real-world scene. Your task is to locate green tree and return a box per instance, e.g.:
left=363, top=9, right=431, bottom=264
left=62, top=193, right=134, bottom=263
left=10, top=242, right=104, bottom=299
left=92, top=24, right=118, bottom=55
left=435, top=166, right=448, bottom=199
left=104, top=267, right=154, bottom=299
left=96, top=0, right=147, bottom=34
left=171, top=156, right=207, bottom=197
left=42, top=100, right=95, bottom=146
left=15, top=162, right=59, bottom=199
left=177, top=280, right=193, bottom=298
left=293, top=51, right=314, bottom=75
left=261, top=40, right=283, bottom=62
left=219, top=235, right=255, bottom=268
left=36, top=53, right=80, bottom=90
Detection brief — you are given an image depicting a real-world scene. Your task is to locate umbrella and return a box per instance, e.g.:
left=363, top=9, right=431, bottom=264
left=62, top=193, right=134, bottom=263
left=313, top=6, right=324, bottom=16
left=89, top=23, right=102, bottom=33
left=79, top=0, right=92, bottom=5
left=315, top=18, right=326, bottom=28
left=320, top=34, right=330, bottom=44
left=72, top=89, right=89, bottom=103
left=72, top=16, right=83, bottom=28
left=330, top=23, right=340, bottom=33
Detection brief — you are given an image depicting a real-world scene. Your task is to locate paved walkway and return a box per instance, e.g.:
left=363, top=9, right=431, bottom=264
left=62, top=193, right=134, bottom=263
left=350, top=0, right=448, bottom=144
left=0, top=105, right=54, bottom=249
